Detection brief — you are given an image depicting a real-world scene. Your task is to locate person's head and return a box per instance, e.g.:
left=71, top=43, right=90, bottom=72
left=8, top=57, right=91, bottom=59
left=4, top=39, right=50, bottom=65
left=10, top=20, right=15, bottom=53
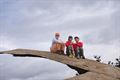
left=74, top=36, right=79, bottom=42
left=68, top=36, right=73, bottom=41
left=55, top=32, right=60, bottom=39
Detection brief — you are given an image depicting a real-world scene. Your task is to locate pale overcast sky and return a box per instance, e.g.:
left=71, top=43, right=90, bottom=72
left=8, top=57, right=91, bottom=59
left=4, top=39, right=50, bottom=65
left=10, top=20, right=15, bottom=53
left=0, top=0, right=120, bottom=80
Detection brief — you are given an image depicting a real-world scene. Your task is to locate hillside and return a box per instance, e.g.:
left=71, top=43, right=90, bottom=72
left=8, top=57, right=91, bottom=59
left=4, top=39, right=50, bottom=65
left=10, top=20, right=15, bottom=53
left=0, top=49, right=120, bottom=80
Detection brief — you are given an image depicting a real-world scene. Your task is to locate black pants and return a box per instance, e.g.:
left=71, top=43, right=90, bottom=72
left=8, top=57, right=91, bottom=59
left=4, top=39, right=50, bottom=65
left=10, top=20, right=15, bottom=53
left=75, top=47, right=85, bottom=59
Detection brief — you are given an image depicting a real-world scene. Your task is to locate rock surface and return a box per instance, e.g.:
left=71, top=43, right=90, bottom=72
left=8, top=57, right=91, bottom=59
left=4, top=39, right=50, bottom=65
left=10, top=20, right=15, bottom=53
left=0, top=49, right=120, bottom=80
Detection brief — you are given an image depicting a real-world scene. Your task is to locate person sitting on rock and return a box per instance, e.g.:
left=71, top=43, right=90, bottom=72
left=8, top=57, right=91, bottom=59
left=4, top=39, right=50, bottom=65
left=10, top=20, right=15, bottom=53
left=65, top=36, right=75, bottom=58
left=50, top=32, right=65, bottom=55
left=73, top=36, right=85, bottom=59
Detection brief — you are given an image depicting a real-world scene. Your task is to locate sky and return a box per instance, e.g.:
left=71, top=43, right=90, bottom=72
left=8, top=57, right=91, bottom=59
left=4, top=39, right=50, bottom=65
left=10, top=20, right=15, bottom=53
left=0, top=0, right=120, bottom=80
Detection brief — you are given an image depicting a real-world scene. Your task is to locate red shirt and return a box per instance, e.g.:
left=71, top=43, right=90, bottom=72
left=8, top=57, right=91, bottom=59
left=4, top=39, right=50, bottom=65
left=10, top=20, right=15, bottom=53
left=65, top=41, right=74, bottom=47
left=73, top=42, right=83, bottom=50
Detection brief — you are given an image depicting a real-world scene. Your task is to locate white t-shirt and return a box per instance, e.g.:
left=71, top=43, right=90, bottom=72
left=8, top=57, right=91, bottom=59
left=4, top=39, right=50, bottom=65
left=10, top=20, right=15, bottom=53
left=52, top=38, right=63, bottom=45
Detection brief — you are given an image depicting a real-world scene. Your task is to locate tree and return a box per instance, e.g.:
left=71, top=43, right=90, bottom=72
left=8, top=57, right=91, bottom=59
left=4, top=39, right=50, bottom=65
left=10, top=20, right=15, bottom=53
left=115, top=56, right=120, bottom=68
left=94, top=55, right=101, bottom=62
left=108, top=61, right=114, bottom=66
left=108, top=56, right=120, bottom=68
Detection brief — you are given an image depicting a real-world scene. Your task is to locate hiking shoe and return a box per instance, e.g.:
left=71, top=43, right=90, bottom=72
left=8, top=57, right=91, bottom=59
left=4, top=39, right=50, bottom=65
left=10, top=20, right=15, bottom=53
left=69, top=54, right=72, bottom=58
left=57, top=50, right=61, bottom=54
left=60, top=50, right=65, bottom=55
left=72, top=55, right=75, bottom=58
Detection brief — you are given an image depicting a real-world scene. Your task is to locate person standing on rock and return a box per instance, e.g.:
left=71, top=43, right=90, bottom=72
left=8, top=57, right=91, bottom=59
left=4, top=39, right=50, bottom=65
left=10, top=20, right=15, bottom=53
left=50, top=32, right=65, bottom=55
left=73, top=36, right=85, bottom=59
left=65, top=36, right=75, bottom=58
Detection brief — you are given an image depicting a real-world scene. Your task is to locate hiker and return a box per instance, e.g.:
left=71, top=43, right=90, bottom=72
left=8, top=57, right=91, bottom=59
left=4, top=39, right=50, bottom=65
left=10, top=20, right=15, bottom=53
left=65, top=36, right=75, bottom=58
left=50, top=32, right=65, bottom=54
left=73, top=36, right=85, bottom=59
